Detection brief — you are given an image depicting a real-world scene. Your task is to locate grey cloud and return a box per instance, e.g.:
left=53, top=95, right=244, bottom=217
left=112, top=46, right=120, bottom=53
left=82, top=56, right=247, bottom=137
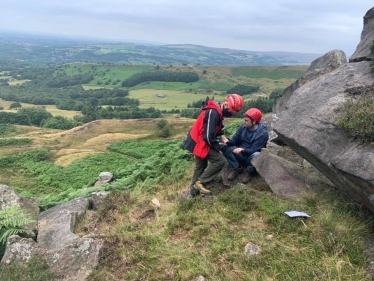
left=0, top=0, right=372, bottom=55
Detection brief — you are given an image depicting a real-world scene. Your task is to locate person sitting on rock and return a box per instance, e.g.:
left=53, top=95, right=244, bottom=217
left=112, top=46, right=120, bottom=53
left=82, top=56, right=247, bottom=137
left=220, top=108, right=269, bottom=183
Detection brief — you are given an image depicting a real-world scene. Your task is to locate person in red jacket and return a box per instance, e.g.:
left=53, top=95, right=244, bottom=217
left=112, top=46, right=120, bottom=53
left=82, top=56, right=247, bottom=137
left=183, top=94, right=243, bottom=197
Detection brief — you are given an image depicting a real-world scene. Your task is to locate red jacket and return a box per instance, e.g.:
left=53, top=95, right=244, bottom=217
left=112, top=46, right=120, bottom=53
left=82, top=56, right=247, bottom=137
left=183, top=98, right=224, bottom=158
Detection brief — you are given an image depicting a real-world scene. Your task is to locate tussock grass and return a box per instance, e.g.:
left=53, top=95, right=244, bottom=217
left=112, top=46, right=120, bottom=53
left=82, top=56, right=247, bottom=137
left=80, top=169, right=373, bottom=281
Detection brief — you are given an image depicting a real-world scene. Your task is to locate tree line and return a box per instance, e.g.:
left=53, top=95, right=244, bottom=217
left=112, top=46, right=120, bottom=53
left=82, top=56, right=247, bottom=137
left=121, top=70, right=199, bottom=87
left=0, top=84, right=136, bottom=110
left=181, top=88, right=284, bottom=119
left=0, top=105, right=164, bottom=129
left=226, top=84, right=260, bottom=95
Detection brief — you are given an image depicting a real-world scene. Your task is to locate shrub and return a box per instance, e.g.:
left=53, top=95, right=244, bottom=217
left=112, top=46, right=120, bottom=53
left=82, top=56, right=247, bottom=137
left=269, top=88, right=284, bottom=99
left=336, top=84, right=374, bottom=144
left=157, top=119, right=172, bottom=138
left=0, top=207, right=35, bottom=245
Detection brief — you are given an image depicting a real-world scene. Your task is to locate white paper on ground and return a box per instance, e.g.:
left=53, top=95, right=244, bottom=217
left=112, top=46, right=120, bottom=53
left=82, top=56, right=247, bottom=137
left=284, top=211, right=311, bottom=218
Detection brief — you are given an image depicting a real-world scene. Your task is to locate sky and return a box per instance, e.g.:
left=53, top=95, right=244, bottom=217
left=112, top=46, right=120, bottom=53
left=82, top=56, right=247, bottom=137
left=0, top=0, right=373, bottom=57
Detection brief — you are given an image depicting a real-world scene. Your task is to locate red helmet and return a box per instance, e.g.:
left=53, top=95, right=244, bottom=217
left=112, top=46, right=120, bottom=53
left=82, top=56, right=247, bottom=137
left=245, top=108, right=262, bottom=123
left=225, top=94, right=243, bottom=114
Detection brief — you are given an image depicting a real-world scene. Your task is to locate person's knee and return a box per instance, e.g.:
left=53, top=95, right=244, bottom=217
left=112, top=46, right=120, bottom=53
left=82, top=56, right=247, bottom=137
left=250, top=152, right=261, bottom=161
left=217, top=157, right=227, bottom=167
left=226, top=146, right=237, bottom=154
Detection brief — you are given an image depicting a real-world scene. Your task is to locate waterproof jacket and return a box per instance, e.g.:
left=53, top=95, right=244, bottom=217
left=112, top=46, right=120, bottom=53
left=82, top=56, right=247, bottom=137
left=183, top=98, right=224, bottom=158
left=227, top=123, right=269, bottom=156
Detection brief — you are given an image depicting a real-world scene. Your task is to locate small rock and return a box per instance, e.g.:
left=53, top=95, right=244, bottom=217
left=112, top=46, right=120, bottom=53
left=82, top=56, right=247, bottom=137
left=244, top=242, right=261, bottom=256
left=191, top=276, right=205, bottom=281
left=151, top=198, right=161, bottom=208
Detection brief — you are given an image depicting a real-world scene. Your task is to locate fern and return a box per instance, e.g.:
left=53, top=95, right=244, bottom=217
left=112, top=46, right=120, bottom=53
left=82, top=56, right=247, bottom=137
left=0, top=207, right=36, bottom=244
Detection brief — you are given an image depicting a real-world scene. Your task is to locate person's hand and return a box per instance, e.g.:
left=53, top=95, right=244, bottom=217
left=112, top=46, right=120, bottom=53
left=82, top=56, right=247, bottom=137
left=220, top=135, right=229, bottom=143
left=218, top=143, right=227, bottom=153
left=233, top=148, right=244, bottom=154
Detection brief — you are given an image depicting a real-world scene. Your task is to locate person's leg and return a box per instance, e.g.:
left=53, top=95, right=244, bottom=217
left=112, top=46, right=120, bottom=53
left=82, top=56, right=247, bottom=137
left=223, top=146, right=245, bottom=180
left=193, top=149, right=226, bottom=195
left=242, top=152, right=260, bottom=183
left=190, top=156, right=208, bottom=196
left=245, top=152, right=260, bottom=174
left=191, top=156, right=207, bottom=186
left=198, top=149, right=227, bottom=183
left=222, top=146, right=240, bottom=170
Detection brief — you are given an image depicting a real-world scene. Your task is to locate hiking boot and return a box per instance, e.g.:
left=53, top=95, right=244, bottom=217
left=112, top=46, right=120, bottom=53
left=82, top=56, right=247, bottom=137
left=193, top=181, right=212, bottom=195
left=227, top=167, right=244, bottom=181
left=190, top=185, right=200, bottom=197
left=241, top=170, right=253, bottom=184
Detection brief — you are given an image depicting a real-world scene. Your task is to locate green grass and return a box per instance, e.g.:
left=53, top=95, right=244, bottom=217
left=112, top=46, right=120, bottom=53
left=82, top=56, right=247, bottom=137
left=64, top=64, right=155, bottom=88
left=0, top=138, right=32, bottom=147
left=0, top=257, right=53, bottom=281
left=0, top=99, right=81, bottom=118
left=83, top=182, right=372, bottom=281
left=61, top=64, right=306, bottom=96
left=130, top=80, right=206, bottom=91
left=129, top=89, right=220, bottom=110
left=231, top=66, right=305, bottom=80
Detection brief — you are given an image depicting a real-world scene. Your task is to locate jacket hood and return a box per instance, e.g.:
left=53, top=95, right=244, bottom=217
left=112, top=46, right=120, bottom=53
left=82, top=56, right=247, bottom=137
left=202, top=98, right=223, bottom=119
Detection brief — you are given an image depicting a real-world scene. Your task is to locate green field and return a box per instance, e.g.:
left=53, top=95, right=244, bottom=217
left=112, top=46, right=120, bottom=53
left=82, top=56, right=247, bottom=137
left=64, top=64, right=155, bottom=88
left=63, top=64, right=307, bottom=96
left=1, top=64, right=309, bottom=117
left=231, top=66, right=306, bottom=79
left=130, top=89, right=218, bottom=110
left=0, top=99, right=81, bottom=118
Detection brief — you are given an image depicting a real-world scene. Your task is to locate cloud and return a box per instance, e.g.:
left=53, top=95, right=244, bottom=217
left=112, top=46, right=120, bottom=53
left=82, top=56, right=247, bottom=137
left=0, top=0, right=372, bottom=56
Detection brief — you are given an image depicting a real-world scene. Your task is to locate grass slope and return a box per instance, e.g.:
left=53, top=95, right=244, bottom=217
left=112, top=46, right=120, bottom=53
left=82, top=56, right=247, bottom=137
left=80, top=165, right=372, bottom=281
left=0, top=119, right=373, bottom=280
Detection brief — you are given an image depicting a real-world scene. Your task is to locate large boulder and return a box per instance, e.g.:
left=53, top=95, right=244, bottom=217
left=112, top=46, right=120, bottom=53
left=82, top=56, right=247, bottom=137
left=273, top=56, right=374, bottom=211
left=252, top=144, right=334, bottom=199
left=273, top=49, right=347, bottom=113
left=350, top=7, right=374, bottom=62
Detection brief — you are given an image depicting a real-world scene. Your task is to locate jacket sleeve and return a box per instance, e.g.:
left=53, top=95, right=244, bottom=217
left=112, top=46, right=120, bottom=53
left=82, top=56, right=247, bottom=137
left=227, top=125, right=244, bottom=146
left=243, top=130, right=269, bottom=155
left=202, top=109, right=221, bottom=150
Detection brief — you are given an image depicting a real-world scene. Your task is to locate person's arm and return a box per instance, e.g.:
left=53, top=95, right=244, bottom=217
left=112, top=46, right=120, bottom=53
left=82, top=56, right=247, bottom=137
left=226, top=125, right=244, bottom=146
left=202, top=109, right=222, bottom=150
left=242, top=130, right=269, bottom=155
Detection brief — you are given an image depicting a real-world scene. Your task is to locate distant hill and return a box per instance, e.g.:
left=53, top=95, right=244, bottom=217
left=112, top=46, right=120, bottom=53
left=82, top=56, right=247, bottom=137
left=0, top=31, right=321, bottom=68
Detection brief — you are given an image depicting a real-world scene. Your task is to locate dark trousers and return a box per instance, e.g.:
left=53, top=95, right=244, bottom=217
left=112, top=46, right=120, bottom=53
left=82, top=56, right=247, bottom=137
left=223, top=146, right=260, bottom=174
left=191, top=148, right=227, bottom=185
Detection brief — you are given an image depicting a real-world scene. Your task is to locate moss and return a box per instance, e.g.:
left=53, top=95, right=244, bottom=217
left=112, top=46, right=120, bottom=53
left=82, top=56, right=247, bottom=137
left=336, top=84, right=374, bottom=144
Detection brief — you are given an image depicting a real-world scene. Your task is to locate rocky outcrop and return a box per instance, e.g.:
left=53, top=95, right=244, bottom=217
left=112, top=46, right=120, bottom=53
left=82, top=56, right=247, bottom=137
left=1, top=197, right=103, bottom=281
left=273, top=50, right=347, bottom=113
left=273, top=6, right=374, bottom=212
left=350, top=7, right=374, bottom=62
